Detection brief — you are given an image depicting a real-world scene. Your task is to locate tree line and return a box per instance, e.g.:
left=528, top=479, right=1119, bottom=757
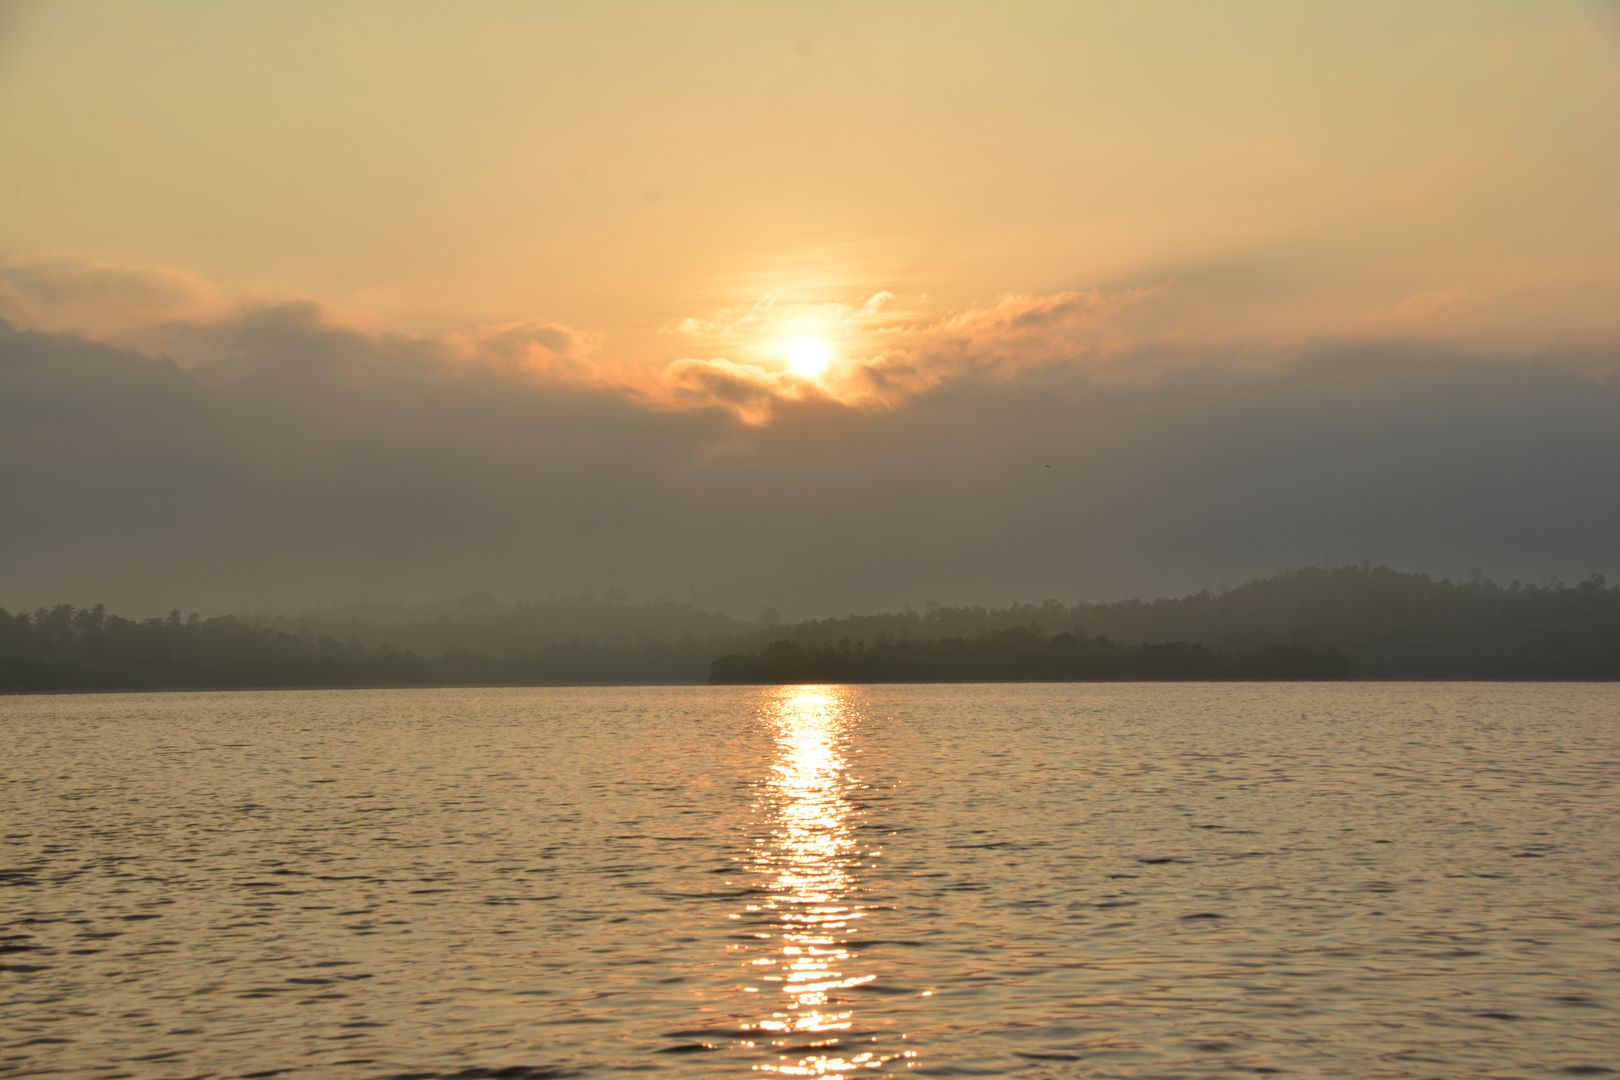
left=3, top=564, right=1618, bottom=690
left=740, top=566, right=1620, bottom=680
left=0, top=605, right=712, bottom=692
left=710, top=629, right=1350, bottom=684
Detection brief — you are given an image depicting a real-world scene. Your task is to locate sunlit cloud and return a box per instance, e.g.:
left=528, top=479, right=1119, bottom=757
left=646, top=286, right=1187, bottom=421
left=0, top=253, right=228, bottom=347
left=0, top=254, right=1160, bottom=423
left=446, top=320, right=607, bottom=383
left=4, top=253, right=1616, bottom=427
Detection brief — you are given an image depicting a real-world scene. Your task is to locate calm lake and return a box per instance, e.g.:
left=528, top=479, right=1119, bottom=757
left=2, top=684, right=1616, bottom=1079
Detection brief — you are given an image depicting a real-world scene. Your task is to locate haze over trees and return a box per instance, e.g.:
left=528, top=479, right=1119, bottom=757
left=2, top=565, right=1616, bottom=691
left=252, top=590, right=749, bottom=660
left=764, top=565, right=1620, bottom=680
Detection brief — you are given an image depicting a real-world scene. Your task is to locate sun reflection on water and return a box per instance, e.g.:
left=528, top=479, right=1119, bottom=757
left=738, top=685, right=899, bottom=1076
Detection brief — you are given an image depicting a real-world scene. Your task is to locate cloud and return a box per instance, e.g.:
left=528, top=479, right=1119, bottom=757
left=0, top=257, right=1156, bottom=423
left=3, top=275, right=1617, bottom=619
left=6, top=253, right=1616, bottom=427
left=453, top=320, right=602, bottom=370
left=643, top=287, right=1162, bottom=422
left=3, top=255, right=1617, bottom=619
left=0, top=253, right=226, bottom=346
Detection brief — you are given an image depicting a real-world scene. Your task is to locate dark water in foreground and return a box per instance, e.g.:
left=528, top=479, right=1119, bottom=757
left=2, top=684, right=1616, bottom=1079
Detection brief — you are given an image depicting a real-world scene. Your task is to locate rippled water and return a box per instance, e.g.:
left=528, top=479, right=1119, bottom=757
left=3, top=683, right=1617, bottom=1079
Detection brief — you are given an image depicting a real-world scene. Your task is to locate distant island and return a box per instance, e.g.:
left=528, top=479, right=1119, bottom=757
left=2, top=564, right=1616, bottom=691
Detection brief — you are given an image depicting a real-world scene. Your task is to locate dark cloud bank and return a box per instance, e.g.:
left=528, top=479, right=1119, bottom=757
left=2, top=310, right=1616, bottom=619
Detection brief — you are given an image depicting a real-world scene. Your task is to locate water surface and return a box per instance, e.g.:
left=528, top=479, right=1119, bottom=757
left=3, top=683, right=1616, bottom=1078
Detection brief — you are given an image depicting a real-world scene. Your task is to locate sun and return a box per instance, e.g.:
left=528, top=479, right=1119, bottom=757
left=786, top=337, right=830, bottom=377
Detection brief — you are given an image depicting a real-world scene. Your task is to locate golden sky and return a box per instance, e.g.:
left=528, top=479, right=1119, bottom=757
left=3, top=3, right=1618, bottom=395
left=3, top=2, right=1619, bottom=613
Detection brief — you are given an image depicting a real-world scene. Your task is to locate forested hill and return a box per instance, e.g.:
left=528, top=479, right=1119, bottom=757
left=764, top=566, right=1620, bottom=679
left=3, top=565, right=1618, bottom=690
left=0, top=607, right=431, bottom=691
left=0, top=606, right=713, bottom=692
left=249, top=565, right=1620, bottom=674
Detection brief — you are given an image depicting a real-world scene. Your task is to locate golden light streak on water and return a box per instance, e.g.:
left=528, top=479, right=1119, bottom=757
left=742, top=686, right=891, bottom=1076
